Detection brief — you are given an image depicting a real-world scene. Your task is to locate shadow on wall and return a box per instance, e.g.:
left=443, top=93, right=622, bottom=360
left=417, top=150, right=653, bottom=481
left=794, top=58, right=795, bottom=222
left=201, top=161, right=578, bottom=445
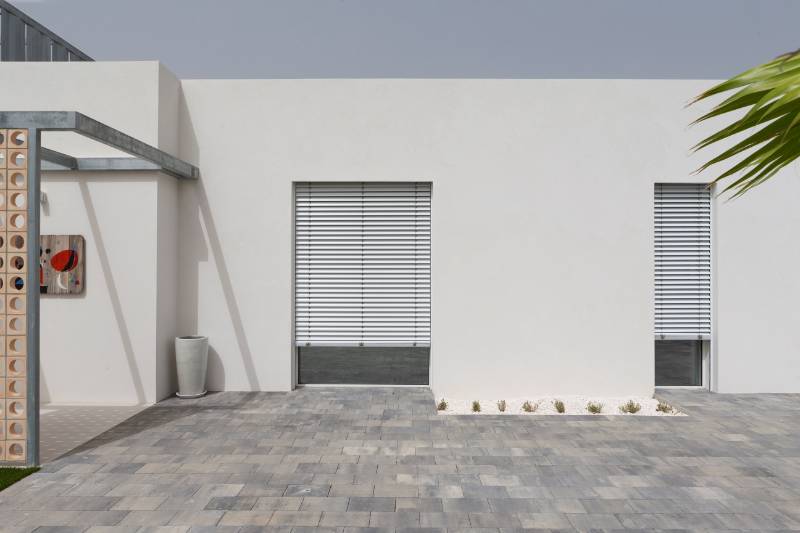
left=79, top=179, right=147, bottom=404
left=40, top=174, right=150, bottom=404
left=178, top=92, right=261, bottom=391
left=40, top=367, right=51, bottom=404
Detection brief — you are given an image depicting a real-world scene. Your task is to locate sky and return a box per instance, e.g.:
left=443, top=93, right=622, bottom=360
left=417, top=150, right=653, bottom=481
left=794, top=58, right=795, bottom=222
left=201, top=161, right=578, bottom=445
left=14, top=0, right=800, bottom=80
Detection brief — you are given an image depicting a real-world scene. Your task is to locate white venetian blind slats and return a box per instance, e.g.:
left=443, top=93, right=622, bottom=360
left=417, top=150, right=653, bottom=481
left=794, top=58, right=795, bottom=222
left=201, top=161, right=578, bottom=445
left=295, top=182, right=431, bottom=346
left=654, top=183, right=712, bottom=339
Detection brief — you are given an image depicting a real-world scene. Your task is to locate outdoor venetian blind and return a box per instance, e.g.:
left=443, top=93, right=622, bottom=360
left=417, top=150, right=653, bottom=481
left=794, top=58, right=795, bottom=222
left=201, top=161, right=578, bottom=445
left=654, top=183, right=712, bottom=339
left=295, top=182, right=431, bottom=346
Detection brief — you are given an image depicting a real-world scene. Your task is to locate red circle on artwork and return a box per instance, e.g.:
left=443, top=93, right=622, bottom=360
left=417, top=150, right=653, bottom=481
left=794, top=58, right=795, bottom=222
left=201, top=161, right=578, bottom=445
left=50, top=249, right=79, bottom=272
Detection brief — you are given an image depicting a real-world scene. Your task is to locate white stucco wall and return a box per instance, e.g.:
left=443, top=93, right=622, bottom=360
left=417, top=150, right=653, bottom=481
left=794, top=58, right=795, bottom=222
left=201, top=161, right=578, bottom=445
left=176, top=77, right=800, bottom=396
left=174, top=77, right=716, bottom=398
left=37, top=175, right=159, bottom=404
left=714, top=176, right=800, bottom=392
left=2, top=61, right=799, bottom=400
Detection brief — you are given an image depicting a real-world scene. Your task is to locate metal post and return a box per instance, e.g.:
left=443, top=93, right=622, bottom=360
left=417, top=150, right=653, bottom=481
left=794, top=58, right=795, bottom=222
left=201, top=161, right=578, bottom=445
left=25, top=128, right=41, bottom=466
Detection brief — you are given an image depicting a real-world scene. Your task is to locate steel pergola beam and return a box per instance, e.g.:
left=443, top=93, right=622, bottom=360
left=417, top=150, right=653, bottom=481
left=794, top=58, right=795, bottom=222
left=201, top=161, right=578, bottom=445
left=42, top=156, right=161, bottom=173
left=40, top=147, right=78, bottom=170
left=0, top=111, right=199, bottom=180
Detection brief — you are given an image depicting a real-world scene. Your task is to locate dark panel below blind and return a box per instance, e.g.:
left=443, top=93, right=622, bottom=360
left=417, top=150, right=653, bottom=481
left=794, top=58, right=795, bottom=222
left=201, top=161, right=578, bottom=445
left=655, top=340, right=702, bottom=386
left=298, top=347, right=430, bottom=385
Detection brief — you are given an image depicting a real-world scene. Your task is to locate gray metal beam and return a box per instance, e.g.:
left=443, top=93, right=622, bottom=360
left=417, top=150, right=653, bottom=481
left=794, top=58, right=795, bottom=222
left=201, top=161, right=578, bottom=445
left=73, top=114, right=199, bottom=180
left=0, top=111, right=76, bottom=129
left=41, top=147, right=78, bottom=170
left=25, top=128, right=41, bottom=467
left=42, top=157, right=161, bottom=173
left=0, top=111, right=199, bottom=180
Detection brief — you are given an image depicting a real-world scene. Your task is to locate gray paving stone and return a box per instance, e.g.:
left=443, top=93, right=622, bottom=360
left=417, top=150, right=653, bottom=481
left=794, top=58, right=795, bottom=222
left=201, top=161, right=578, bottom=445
left=347, top=497, right=396, bottom=512
left=117, top=509, right=179, bottom=526
left=368, top=510, right=420, bottom=527
left=330, top=484, right=374, bottom=497
left=565, top=512, right=623, bottom=531
left=442, top=498, right=491, bottom=513
left=299, top=497, right=349, bottom=512
left=395, top=498, right=444, bottom=512
left=319, top=511, right=371, bottom=527
left=422, top=512, right=473, bottom=528
left=168, top=510, right=225, bottom=526
left=468, top=512, right=521, bottom=528
left=219, top=511, right=275, bottom=526
left=205, top=496, right=259, bottom=511
left=269, top=510, right=322, bottom=526
left=3, top=388, right=800, bottom=533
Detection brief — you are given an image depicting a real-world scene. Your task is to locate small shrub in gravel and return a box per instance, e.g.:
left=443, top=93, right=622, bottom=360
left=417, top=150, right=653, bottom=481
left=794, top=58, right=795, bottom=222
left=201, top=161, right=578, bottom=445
left=471, top=400, right=481, bottom=413
left=656, top=400, right=674, bottom=414
left=619, top=400, right=642, bottom=414
left=437, top=398, right=448, bottom=411
left=586, top=401, right=604, bottom=414
left=497, top=400, right=507, bottom=412
left=522, top=400, right=537, bottom=413
left=553, top=399, right=566, bottom=413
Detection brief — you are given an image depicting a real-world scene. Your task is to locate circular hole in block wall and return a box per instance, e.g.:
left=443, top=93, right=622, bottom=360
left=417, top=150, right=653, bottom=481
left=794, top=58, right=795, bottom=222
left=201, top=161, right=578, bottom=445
left=9, top=317, right=22, bottom=333
left=0, top=193, right=5, bottom=208
left=8, top=422, right=23, bottom=437
left=0, top=132, right=5, bottom=144
left=10, top=152, right=25, bottom=167
left=10, top=296, right=23, bottom=312
left=11, top=192, right=26, bottom=209
left=9, top=358, right=22, bottom=373
left=10, top=235, right=24, bottom=250
left=8, top=443, right=23, bottom=458
left=0, top=257, right=4, bottom=269
left=10, top=131, right=26, bottom=146
left=11, top=276, right=24, bottom=291
left=10, top=214, right=25, bottom=229
left=11, top=256, right=24, bottom=271
left=8, top=380, right=20, bottom=395
left=10, top=172, right=25, bottom=188
left=8, top=401, right=24, bottom=417
left=9, top=338, right=23, bottom=353
left=0, top=278, right=4, bottom=290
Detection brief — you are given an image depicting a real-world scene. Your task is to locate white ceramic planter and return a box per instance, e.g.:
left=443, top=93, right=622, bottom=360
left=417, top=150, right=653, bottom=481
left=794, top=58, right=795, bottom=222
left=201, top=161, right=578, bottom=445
left=175, top=335, right=209, bottom=398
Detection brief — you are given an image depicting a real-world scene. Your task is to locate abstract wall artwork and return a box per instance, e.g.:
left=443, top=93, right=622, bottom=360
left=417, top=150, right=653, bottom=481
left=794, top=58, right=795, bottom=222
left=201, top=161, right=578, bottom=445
left=0, top=128, right=30, bottom=463
left=40, top=235, right=85, bottom=295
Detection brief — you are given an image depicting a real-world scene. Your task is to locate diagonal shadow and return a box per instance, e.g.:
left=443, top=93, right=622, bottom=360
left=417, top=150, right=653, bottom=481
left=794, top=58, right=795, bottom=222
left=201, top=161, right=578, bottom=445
left=78, top=180, right=147, bottom=403
left=193, top=178, right=261, bottom=390
left=178, top=92, right=260, bottom=390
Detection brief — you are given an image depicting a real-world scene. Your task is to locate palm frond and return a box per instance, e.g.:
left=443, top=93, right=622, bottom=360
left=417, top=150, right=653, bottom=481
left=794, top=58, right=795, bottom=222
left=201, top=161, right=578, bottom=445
left=692, top=50, right=800, bottom=196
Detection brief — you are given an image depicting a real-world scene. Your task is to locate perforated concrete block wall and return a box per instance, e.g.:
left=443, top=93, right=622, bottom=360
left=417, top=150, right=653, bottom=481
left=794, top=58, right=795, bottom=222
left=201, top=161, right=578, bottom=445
left=0, top=129, right=29, bottom=463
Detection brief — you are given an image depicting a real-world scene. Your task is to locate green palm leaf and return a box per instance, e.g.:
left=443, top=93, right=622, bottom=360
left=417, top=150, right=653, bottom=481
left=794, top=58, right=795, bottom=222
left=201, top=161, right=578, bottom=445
left=692, top=49, right=800, bottom=197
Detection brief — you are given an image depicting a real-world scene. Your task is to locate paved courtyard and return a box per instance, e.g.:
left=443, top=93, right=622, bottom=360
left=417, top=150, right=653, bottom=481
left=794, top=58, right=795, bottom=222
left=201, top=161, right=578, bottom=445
left=1, top=387, right=800, bottom=532
left=40, top=404, right=147, bottom=464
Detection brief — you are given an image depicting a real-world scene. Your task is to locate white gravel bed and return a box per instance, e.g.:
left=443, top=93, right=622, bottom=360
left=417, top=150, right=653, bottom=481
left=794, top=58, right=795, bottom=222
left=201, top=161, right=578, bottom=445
left=436, top=397, right=684, bottom=416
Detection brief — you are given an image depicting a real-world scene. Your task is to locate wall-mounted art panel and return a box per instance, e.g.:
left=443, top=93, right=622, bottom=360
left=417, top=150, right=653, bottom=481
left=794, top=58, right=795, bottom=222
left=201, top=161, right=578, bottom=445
left=39, top=235, right=85, bottom=295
